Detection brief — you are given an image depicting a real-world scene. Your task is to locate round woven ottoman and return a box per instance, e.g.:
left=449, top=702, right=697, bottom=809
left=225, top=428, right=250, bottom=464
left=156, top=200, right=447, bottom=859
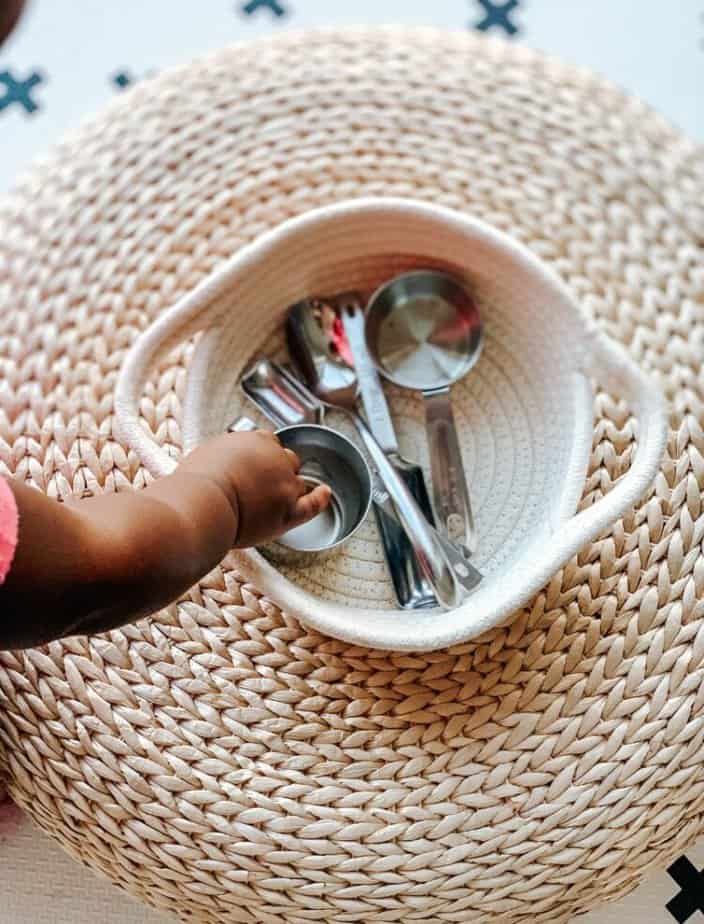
left=0, top=26, right=702, bottom=924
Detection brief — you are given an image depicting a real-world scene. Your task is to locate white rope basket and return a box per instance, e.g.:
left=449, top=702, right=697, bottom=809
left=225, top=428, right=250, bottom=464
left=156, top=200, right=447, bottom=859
left=0, top=26, right=702, bottom=924
left=115, top=198, right=666, bottom=651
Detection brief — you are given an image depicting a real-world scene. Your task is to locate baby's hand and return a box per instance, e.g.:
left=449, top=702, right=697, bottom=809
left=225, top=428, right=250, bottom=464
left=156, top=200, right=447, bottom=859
left=178, top=430, right=331, bottom=548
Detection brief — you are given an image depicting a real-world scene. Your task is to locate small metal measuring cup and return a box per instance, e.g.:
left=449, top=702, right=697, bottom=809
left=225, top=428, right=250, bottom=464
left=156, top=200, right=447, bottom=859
left=230, top=414, right=372, bottom=564
left=365, top=271, right=483, bottom=553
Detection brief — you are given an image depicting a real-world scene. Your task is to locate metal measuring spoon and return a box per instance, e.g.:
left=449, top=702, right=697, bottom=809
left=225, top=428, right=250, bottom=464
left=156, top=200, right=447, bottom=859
left=286, top=306, right=482, bottom=610
left=338, top=294, right=441, bottom=609
left=365, top=271, right=482, bottom=554
left=240, top=359, right=323, bottom=427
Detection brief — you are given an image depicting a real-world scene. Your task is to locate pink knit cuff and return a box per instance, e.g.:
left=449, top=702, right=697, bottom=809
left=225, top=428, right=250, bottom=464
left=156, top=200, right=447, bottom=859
left=0, top=477, right=19, bottom=585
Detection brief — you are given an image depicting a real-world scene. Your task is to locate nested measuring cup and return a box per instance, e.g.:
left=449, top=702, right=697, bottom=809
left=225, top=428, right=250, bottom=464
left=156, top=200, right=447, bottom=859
left=268, top=424, right=373, bottom=565
left=365, top=270, right=482, bottom=551
left=232, top=364, right=373, bottom=564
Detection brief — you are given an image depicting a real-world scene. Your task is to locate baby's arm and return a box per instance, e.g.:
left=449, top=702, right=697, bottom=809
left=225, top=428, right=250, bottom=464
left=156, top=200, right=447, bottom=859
left=0, top=431, right=329, bottom=649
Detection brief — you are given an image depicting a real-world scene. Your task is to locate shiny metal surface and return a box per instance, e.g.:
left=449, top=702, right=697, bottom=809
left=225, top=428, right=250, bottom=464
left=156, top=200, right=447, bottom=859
left=286, top=297, right=358, bottom=408
left=231, top=378, right=372, bottom=561
left=228, top=421, right=373, bottom=564
left=366, top=271, right=482, bottom=553
left=273, top=424, right=372, bottom=557
left=227, top=415, right=258, bottom=433
left=238, top=353, right=436, bottom=608
left=240, top=359, right=323, bottom=428
left=286, top=295, right=440, bottom=608
left=365, top=271, right=483, bottom=390
left=340, top=296, right=438, bottom=609
left=287, top=300, right=482, bottom=610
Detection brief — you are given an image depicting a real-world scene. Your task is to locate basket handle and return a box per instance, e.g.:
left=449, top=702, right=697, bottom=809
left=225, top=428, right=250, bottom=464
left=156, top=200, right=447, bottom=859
left=113, top=274, right=231, bottom=478
left=559, top=332, right=668, bottom=549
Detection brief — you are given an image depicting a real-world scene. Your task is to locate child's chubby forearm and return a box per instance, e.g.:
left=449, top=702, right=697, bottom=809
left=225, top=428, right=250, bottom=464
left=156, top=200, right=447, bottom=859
left=0, top=430, right=329, bottom=649
left=0, top=471, right=238, bottom=648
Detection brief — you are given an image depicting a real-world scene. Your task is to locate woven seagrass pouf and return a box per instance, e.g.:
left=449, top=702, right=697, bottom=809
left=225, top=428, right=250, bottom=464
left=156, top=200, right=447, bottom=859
left=0, top=26, right=702, bottom=924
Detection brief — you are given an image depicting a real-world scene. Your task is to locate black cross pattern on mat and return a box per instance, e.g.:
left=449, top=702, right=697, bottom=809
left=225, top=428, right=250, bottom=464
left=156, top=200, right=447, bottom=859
left=473, top=0, right=521, bottom=36
left=241, top=0, right=287, bottom=17
left=111, top=69, right=156, bottom=91
left=112, top=70, right=133, bottom=89
left=0, top=69, right=44, bottom=115
left=667, top=857, right=704, bottom=923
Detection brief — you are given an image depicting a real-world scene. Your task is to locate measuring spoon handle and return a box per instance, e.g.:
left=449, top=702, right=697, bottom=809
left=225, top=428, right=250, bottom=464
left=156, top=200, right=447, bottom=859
left=349, top=410, right=480, bottom=608
left=341, top=297, right=399, bottom=455
left=424, top=386, right=476, bottom=554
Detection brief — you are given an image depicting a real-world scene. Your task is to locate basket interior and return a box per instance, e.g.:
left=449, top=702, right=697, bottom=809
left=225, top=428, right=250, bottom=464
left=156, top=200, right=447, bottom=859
left=183, top=211, right=593, bottom=610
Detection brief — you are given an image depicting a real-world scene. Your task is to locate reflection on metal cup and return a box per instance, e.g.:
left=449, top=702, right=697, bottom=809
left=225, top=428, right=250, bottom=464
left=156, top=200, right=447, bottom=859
left=262, top=424, right=373, bottom=565
left=365, top=270, right=482, bottom=554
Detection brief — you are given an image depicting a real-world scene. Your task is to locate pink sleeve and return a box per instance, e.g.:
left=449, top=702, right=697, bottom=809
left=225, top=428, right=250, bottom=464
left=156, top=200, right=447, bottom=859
left=0, top=479, right=24, bottom=836
left=0, top=477, right=19, bottom=585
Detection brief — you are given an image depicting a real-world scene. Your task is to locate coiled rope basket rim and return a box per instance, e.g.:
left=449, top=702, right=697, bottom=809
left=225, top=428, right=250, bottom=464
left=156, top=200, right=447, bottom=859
left=0, top=25, right=703, bottom=924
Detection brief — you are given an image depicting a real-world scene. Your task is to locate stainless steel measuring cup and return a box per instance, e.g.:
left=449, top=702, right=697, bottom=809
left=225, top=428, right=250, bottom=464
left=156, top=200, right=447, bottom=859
left=273, top=424, right=373, bottom=562
left=365, top=271, right=483, bottom=554
left=230, top=413, right=373, bottom=564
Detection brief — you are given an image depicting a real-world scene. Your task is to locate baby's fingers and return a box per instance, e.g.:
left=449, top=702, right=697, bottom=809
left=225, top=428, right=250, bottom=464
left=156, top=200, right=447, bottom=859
left=289, top=484, right=331, bottom=527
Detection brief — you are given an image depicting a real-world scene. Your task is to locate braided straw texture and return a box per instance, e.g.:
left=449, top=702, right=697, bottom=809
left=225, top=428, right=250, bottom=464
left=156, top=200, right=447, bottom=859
left=0, top=25, right=702, bottom=924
